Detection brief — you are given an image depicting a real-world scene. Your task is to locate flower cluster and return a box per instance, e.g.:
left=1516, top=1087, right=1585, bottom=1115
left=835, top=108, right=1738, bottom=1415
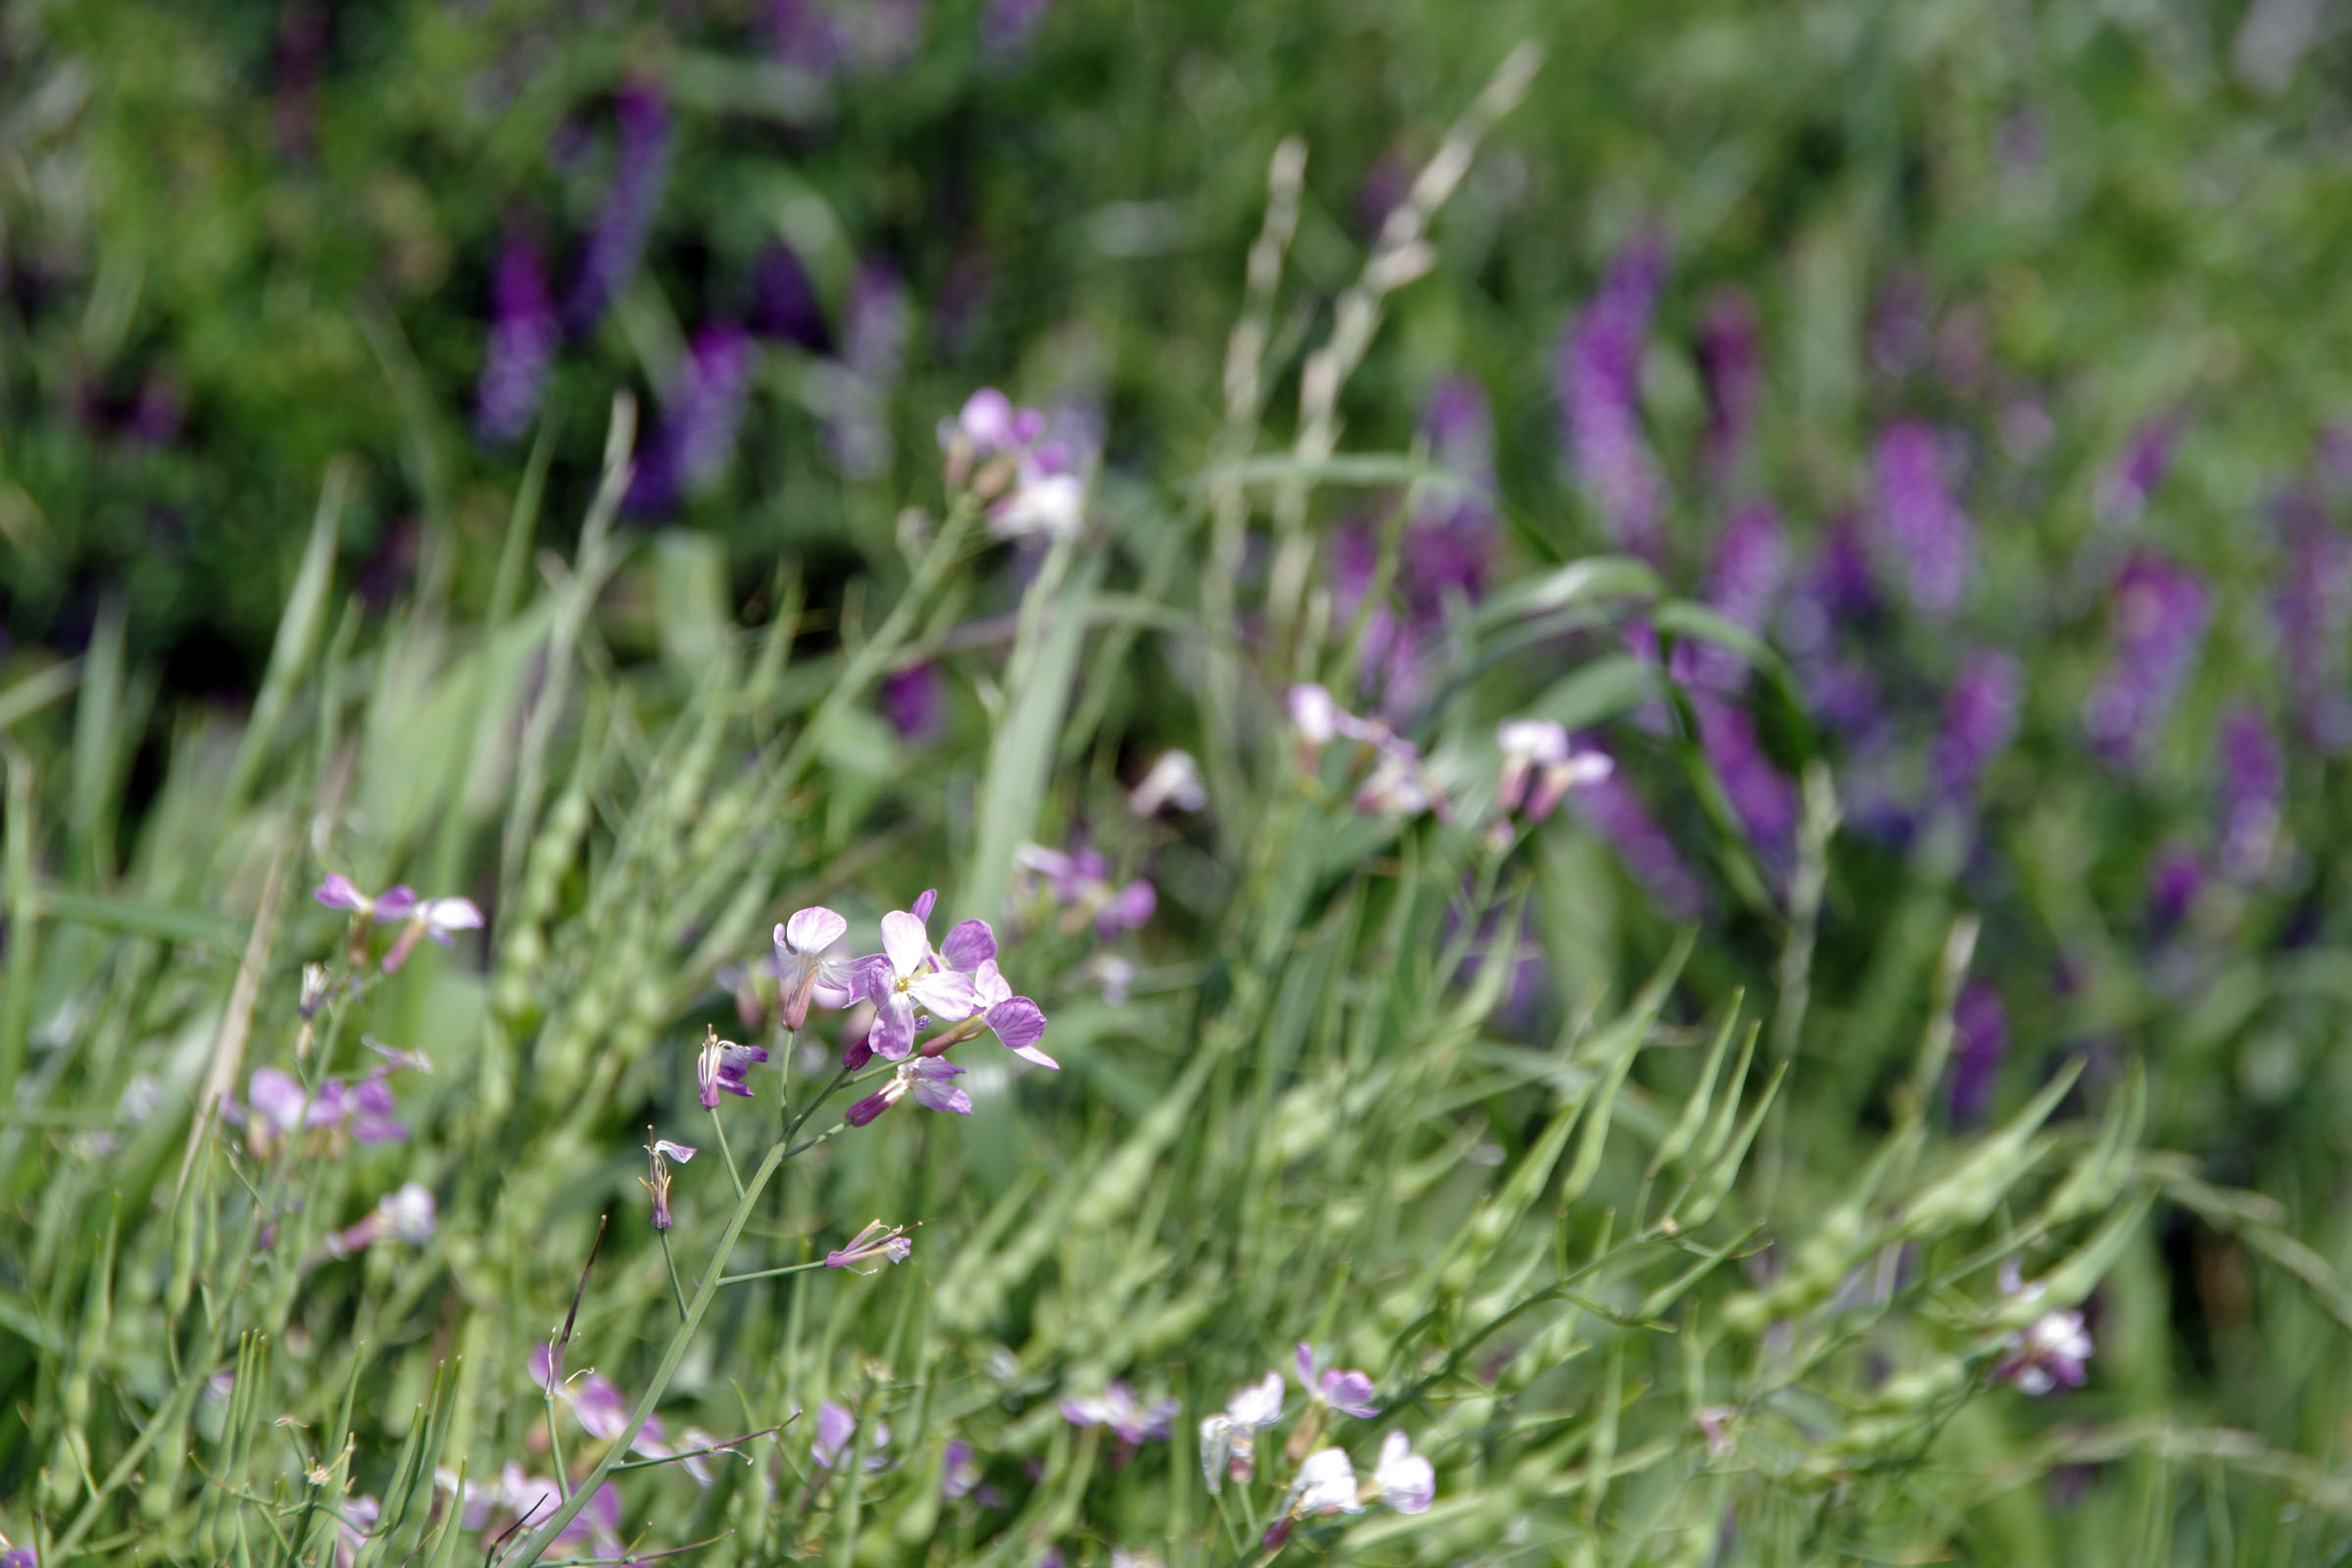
left=315, top=874, right=483, bottom=975
left=223, top=1064, right=410, bottom=1155
left=939, top=387, right=1087, bottom=541
left=1289, top=684, right=1448, bottom=819
left=1556, top=229, right=1671, bottom=561
left=528, top=1344, right=732, bottom=1486
left=438, top=1462, right=623, bottom=1560
left=1011, top=842, right=1154, bottom=938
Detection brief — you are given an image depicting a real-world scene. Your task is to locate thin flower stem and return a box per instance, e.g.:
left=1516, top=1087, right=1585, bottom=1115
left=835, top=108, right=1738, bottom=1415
left=784, top=1062, right=857, bottom=1143
left=710, top=1109, right=745, bottom=1199
left=657, top=1230, right=688, bottom=1321
left=781, top=1121, right=852, bottom=1161
left=717, top=1257, right=831, bottom=1286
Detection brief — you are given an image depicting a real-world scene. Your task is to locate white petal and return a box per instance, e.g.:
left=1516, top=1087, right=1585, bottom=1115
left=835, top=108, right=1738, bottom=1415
left=880, top=910, right=930, bottom=978
left=782, top=906, right=849, bottom=956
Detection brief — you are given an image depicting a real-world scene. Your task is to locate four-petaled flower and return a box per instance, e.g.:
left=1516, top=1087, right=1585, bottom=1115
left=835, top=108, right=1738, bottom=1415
left=1199, top=1371, right=1285, bottom=1490
left=697, top=1024, right=771, bottom=1111
left=1285, top=1446, right=1365, bottom=1520
left=316, top=874, right=418, bottom=922
left=774, top=906, right=863, bottom=1032
left=968, top=959, right=1056, bottom=1069
left=866, top=906, right=981, bottom=1059
left=825, top=1218, right=914, bottom=1272
left=1296, top=1344, right=1379, bottom=1418
left=641, top=1138, right=696, bottom=1231
left=1368, top=1431, right=1434, bottom=1513
left=845, top=1058, right=972, bottom=1125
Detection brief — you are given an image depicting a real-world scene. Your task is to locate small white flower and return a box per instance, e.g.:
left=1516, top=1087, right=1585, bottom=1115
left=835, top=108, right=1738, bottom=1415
left=1286, top=1446, right=1364, bottom=1518
left=1199, top=1372, right=1286, bottom=1491
left=990, top=471, right=1086, bottom=540
left=377, top=1182, right=438, bottom=1246
left=1129, top=750, right=1207, bottom=815
left=1369, top=1430, right=1434, bottom=1513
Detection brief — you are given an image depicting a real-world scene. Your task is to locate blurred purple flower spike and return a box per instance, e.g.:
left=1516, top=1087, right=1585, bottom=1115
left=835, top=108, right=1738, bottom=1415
left=1557, top=229, right=1671, bottom=560
left=983, top=0, right=1053, bottom=55
left=751, top=243, right=833, bottom=353
left=1947, top=980, right=2008, bottom=1126
left=1932, top=651, right=2024, bottom=808
left=2216, top=707, right=2283, bottom=883
left=1871, top=421, right=1972, bottom=616
left=1573, top=759, right=1705, bottom=920
left=1697, top=287, right=1762, bottom=479
left=2082, top=553, right=2208, bottom=769
left=2095, top=413, right=2180, bottom=527
left=475, top=232, right=560, bottom=445
left=563, top=81, right=673, bottom=337
left=628, top=324, right=758, bottom=514
left=2273, top=493, right=2352, bottom=753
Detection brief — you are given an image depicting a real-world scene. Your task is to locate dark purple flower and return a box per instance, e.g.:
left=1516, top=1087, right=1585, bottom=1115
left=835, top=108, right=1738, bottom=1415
left=1675, top=501, right=1788, bottom=694
left=2273, top=493, right=2352, bottom=753
left=2082, top=553, right=2208, bottom=769
left=475, top=233, right=560, bottom=445
left=1871, top=421, right=1972, bottom=615
left=1556, top=229, right=1671, bottom=560
left=1947, top=981, right=2008, bottom=1126
left=1931, top=652, right=2024, bottom=807
left=1693, top=697, right=1796, bottom=862
left=1295, top=1344, right=1380, bottom=1418
left=750, top=244, right=832, bottom=353
left=563, top=83, right=672, bottom=336
left=696, top=1025, right=770, bottom=1110
left=1572, top=760, right=1705, bottom=920
left=1406, top=375, right=1498, bottom=605
left=2216, top=707, right=2283, bottom=883
left=2094, top=413, right=2180, bottom=527
left=1697, top=288, right=1762, bottom=480
left=627, top=324, right=759, bottom=514
left=2147, top=843, right=2202, bottom=937
left=883, top=662, right=946, bottom=743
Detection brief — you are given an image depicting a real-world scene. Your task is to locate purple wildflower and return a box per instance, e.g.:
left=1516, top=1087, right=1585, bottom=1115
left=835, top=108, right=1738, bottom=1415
left=696, top=1025, right=771, bottom=1110
left=943, top=1438, right=982, bottom=1499
left=2082, top=553, right=2209, bottom=769
left=475, top=232, right=561, bottom=445
left=1871, top=421, right=1972, bottom=615
left=331, top=1495, right=378, bottom=1568
left=1947, top=981, right=2008, bottom=1127
left=866, top=906, right=981, bottom=1059
left=627, top=324, right=759, bottom=514
left=1676, top=501, right=1788, bottom=694
left=1059, top=1383, right=1179, bottom=1446
left=2094, top=413, right=2180, bottom=527
left=982, top=0, right=1052, bottom=55
left=347, top=1070, right=409, bottom=1145
left=2216, top=707, right=2284, bottom=883
left=812, top=1401, right=891, bottom=1471
left=1693, top=697, right=1796, bottom=861
left=1296, top=1344, right=1379, bottom=1418
left=1931, top=652, right=2024, bottom=807
left=1407, top=375, right=1499, bottom=607
left=967, top=959, right=1056, bottom=1068
left=1991, top=1265, right=2092, bottom=1396
left=774, top=906, right=864, bottom=1032
left=1572, top=760, right=1705, bottom=920
left=2147, top=843, right=2203, bottom=938
left=379, top=895, right=484, bottom=975
left=326, top=1182, right=436, bottom=1258
left=1010, top=843, right=1156, bottom=939
left=2273, top=494, right=2352, bottom=752
left=316, top=875, right=416, bottom=922
left=1697, top=288, right=1762, bottom=480
left=1128, top=750, right=1205, bottom=815
left=1557, top=229, right=1671, bottom=559
left=883, top=662, right=947, bottom=744
left=750, top=243, right=832, bottom=353
left=826, top=261, right=908, bottom=479
left=1495, top=719, right=1612, bottom=823
left=770, top=0, right=841, bottom=75
left=563, top=82, right=673, bottom=336
left=825, top=1218, right=914, bottom=1272
left=845, top=1057, right=971, bottom=1124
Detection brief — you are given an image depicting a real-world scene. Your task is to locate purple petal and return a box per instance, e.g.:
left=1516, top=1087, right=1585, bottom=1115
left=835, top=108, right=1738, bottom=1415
left=939, top=918, right=997, bottom=973
left=911, top=889, right=939, bottom=922
left=871, top=997, right=917, bottom=1060
left=987, top=999, right=1057, bottom=1069
left=315, top=874, right=368, bottom=912
left=907, top=970, right=978, bottom=1022
left=782, top=906, right=849, bottom=956
left=371, top=886, right=418, bottom=922
left=845, top=1090, right=895, bottom=1126
left=912, top=1080, right=974, bottom=1115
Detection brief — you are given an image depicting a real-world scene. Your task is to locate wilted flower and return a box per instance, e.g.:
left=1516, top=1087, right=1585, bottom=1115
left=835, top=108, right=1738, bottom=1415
left=1199, top=1372, right=1285, bottom=1490
left=845, top=1057, right=972, bottom=1125
left=641, top=1138, right=695, bottom=1231
left=812, top=1401, right=891, bottom=1471
left=1556, top=229, right=1671, bottom=560
left=1872, top=421, right=1972, bottom=616
left=696, top=1024, right=771, bottom=1110
left=2082, top=553, right=2209, bottom=769
left=1296, top=1345, right=1378, bottom=1418
left=774, top=906, right=866, bottom=1032
left=1368, top=1430, right=1434, bottom=1512
left=825, top=1218, right=914, bottom=1272
left=1128, top=750, right=1206, bottom=815
left=1060, top=1382, right=1179, bottom=1446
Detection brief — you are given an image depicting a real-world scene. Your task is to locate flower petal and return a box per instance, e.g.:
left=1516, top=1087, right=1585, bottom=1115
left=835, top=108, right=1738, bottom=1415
left=908, top=970, right=979, bottom=1022
left=316, top=874, right=368, bottom=912
left=781, top=906, right=848, bottom=956
left=987, top=999, right=1057, bottom=1068
left=939, top=917, right=997, bottom=972
left=911, top=1079, right=974, bottom=1115
left=910, top=888, right=939, bottom=922
left=371, top=886, right=419, bottom=922
left=881, top=910, right=931, bottom=978
left=870, top=997, right=916, bottom=1060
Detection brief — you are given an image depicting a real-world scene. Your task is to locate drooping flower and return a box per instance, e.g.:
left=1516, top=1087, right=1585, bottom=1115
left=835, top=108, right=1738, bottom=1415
left=475, top=232, right=561, bottom=445
left=844, top=1057, right=972, bottom=1125
left=1871, top=421, right=1972, bottom=616
left=1060, top=1382, right=1180, bottom=1446
left=1931, top=652, right=2024, bottom=808
left=2217, top=707, right=2284, bottom=884
left=825, top=1218, right=914, bottom=1272
left=773, top=906, right=866, bottom=1032
left=1557, top=229, right=1671, bottom=560
left=1947, top=981, right=2008, bottom=1127
left=2082, top=553, right=2209, bottom=769
left=1368, top=1430, right=1435, bottom=1513
left=696, top=1024, right=771, bottom=1110
left=812, top=1401, right=891, bottom=1471
left=1199, top=1372, right=1285, bottom=1490
left=866, top=907, right=981, bottom=1059
left=563, top=81, right=673, bottom=336
left=1296, top=1345, right=1379, bottom=1419
left=641, top=1138, right=695, bottom=1231
left=1128, top=751, right=1206, bottom=815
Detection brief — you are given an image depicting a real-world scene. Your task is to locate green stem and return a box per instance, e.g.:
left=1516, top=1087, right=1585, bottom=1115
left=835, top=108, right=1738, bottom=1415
left=658, top=1230, right=689, bottom=1320
left=717, top=1257, right=831, bottom=1286
left=710, top=1108, right=745, bottom=1199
